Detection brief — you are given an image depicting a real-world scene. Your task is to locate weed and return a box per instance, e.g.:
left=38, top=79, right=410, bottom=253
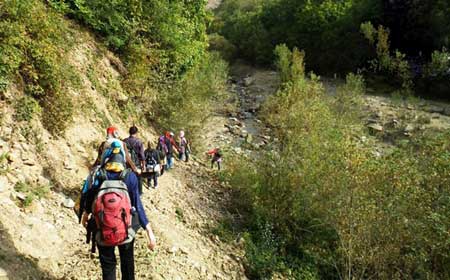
left=14, top=96, right=40, bottom=122
left=14, top=181, right=50, bottom=208
left=0, top=152, right=10, bottom=175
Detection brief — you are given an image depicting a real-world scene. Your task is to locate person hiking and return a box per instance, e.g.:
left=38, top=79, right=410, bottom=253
left=163, top=131, right=179, bottom=171
left=92, top=126, right=139, bottom=174
left=124, top=126, right=146, bottom=195
left=156, top=135, right=167, bottom=176
left=144, top=141, right=161, bottom=189
left=178, top=130, right=190, bottom=162
left=81, top=139, right=156, bottom=280
left=207, top=148, right=222, bottom=170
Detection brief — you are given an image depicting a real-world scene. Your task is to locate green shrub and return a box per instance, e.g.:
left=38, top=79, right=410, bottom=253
left=1, top=0, right=79, bottom=135
left=14, top=96, right=40, bottom=122
left=14, top=180, right=50, bottom=208
left=152, top=52, right=228, bottom=145
left=225, top=46, right=450, bottom=279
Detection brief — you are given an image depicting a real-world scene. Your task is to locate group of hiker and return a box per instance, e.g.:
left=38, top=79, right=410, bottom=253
left=77, top=125, right=222, bottom=280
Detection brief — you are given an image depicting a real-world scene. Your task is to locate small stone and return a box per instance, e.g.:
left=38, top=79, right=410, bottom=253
left=168, top=246, right=178, bottom=254
left=431, top=113, right=441, bottom=119
left=16, top=192, right=26, bottom=201
left=404, top=124, right=414, bottom=132
left=63, top=198, right=75, bottom=208
left=244, top=76, right=254, bottom=87
left=23, top=158, right=35, bottom=166
left=367, top=123, right=383, bottom=132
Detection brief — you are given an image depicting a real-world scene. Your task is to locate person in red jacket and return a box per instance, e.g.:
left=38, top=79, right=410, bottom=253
left=207, top=148, right=222, bottom=170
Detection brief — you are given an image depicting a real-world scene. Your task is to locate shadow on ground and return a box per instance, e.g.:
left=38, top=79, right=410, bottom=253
left=0, top=223, right=56, bottom=280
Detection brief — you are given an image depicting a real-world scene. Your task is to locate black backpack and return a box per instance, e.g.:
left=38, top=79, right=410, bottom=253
left=126, top=141, right=140, bottom=168
left=145, top=150, right=158, bottom=167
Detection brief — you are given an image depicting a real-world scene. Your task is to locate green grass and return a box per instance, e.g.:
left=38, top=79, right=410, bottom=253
left=14, top=181, right=50, bottom=208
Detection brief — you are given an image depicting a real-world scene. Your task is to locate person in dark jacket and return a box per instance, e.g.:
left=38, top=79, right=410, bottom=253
left=81, top=170, right=156, bottom=280
left=144, top=141, right=161, bottom=189
left=124, top=126, right=146, bottom=195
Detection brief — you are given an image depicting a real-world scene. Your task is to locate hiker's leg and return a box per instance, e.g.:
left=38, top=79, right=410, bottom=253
left=98, top=245, right=117, bottom=280
left=137, top=176, right=143, bottom=195
left=154, top=173, right=158, bottom=187
left=118, top=240, right=135, bottom=280
left=217, top=160, right=221, bottom=170
left=211, top=159, right=214, bottom=168
left=185, top=151, right=189, bottom=162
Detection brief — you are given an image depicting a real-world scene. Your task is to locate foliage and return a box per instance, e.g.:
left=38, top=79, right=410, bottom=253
left=152, top=52, right=228, bottom=146
left=14, top=95, right=41, bottom=122
left=0, top=0, right=79, bottom=135
left=225, top=46, right=450, bottom=279
left=215, top=0, right=381, bottom=73
left=51, top=0, right=208, bottom=78
left=14, top=181, right=50, bottom=208
left=361, top=22, right=414, bottom=95
left=0, top=153, right=10, bottom=176
left=208, top=33, right=237, bottom=62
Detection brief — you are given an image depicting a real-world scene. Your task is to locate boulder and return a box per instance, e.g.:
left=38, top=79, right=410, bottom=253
left=426, top=105, right=444, bottom=114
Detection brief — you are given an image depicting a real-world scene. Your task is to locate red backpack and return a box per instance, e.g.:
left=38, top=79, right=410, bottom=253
left=93, top=180, right=133, bottom=246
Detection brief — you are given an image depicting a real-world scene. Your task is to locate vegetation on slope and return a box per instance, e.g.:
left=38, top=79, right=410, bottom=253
left=223, top=46, right=450, bottom=279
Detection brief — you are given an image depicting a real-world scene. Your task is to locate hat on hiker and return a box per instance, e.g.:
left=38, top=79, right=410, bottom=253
left=106, top=126, right=119, bottom=138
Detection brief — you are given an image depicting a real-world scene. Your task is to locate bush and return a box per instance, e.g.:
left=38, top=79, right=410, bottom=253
left=1, top=0, right=79, bottom=135
left=225, top=46, right=450, bottom=279
left=14, top=96, right=41, bottom=122
left=152, top=52, right=228, bottom=146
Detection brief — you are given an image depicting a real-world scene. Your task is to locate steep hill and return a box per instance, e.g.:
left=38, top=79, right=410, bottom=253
left=0, top=16, right=245, bottom=279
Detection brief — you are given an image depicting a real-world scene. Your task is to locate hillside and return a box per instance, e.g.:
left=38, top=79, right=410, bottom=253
left=0, top=9, right=245, bottom=279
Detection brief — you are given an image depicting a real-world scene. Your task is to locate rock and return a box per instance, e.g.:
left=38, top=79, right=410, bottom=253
left=7, top=151, right=20, bottom=163
left=404, top=124, right=414, bottom=132
left=168, top=246, right=178, bottom=254
left=360, top=136, right=367, bottom=143
left=426, top=105, right=444, bottom=114
left=0, top=267, right=7, bottom=278
left=64, top=161, right=75, bottom=170
left=23, top=158, right=35, bottom=166
left=16, top=192, right=26, bottom=201
left=431, top=113, right=440, bottom=119
left=367, top=123, right=383, bottom=132
left=366, top=118, right=378, bottom=124
left=245, top=133, right=253, bottom=143
left=243, top=76, right=254, bottom=87
left=63, top=197, right=75, bottom=208
left=0, top=177, right=9, bottom=193
left=240, top=130, right=248, bottom=138
left=443, top=107, right=450, bottom=116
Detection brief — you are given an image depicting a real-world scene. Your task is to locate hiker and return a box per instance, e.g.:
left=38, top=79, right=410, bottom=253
left=163, top=131, right=179, bottom=170
left=81, top=137, right=156, bottom=280
left=144, top=141, right=161, bottom=189
left=207, top=148, right=222, bottom=170
left=124, top=126, right=146, bottom=195
left=156, top=135, right=167, bottom=176
left=92, top=126, right=139, bottom=174
left=178, top=130, right=190, bottom=162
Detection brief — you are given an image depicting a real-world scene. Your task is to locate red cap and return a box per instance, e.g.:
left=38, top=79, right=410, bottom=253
left=106, top=126, right=119, bottom=137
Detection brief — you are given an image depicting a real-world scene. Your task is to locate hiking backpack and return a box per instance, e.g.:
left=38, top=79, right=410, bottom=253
left=125, top=141, right=141, bottom=169
left=157, top=135, right=168, bottom=155
left=93, top=180, right=134, bottom=246
left=101, top=139, right=127, bottom=173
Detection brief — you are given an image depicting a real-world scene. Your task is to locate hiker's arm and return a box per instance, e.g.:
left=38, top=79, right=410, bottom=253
left=92, top=142, right=104, bottom=167
left=138, top=142, right=146, bottom=171
left=124, top=144, right=139, bottom=173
